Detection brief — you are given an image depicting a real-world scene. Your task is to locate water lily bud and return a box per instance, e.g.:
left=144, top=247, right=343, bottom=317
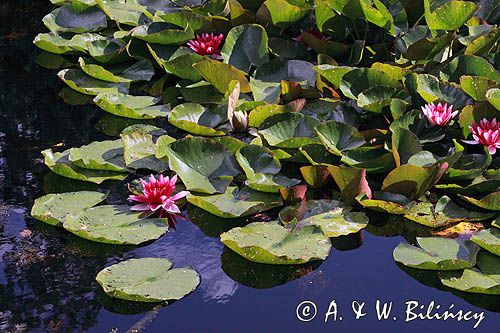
left=230, top=110, right=248, bottom=132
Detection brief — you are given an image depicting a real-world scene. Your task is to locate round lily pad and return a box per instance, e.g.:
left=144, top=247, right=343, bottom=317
left=94, top=93, right=169, bottom=119
left=393, top=237, right=480, bottom=270
left=187, top=186, right=282, bottom=218
left=439, top=252, right=500, bottom=295
left=96, top=258, right=200, bottom=302
left=63, top=205, right=169, bottom=245
left=168, top=103, right=227, bottom=136
left=69, top=139, right=129, bottom=172
left=471, top=228, right=500, bottom=256
left=31, top=191, right=108, bottom=227
left=220, top=222, right=332, bottom=265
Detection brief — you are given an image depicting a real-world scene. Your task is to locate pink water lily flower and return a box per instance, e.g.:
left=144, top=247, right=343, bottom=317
left=463, top=118, right=500, bottom=154
left=421, top=102, right=458, bottom=126
left=187, top=33, right=224, bottom=59
left=128, top=174, right=189, bottom=216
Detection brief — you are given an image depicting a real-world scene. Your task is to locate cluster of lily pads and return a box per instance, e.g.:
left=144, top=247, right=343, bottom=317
left=31, top=0, right=500, bottom=303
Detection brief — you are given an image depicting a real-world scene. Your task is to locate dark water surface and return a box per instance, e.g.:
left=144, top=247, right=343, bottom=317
left=0, top=1, right=499, bottom=332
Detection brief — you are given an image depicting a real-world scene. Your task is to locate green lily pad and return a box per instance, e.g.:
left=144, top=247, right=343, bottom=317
left=87, top=38, right=130, bottom=64
left=132, top=22, right=194, bottom=45
left=147, top=45, right=205, bottom=81
left=393, top=237, right=480, bottom=270
left=236, top=145, right=300, bottom=192
left=341, top=147, right=396, bottom=173
left=94, top=93, right=169, bottom=120
left=96, top=0, right=150, bottom=26
left=424, top=0, right=478, bottom=32
left=471, top=228, right=500, bottom=256
left=69, top=139, right=129, bottom=172
left=221, top=222, right=331, bottom=265
left=221, top=24, right=269, bottom=72
left=439, top=55, right=500, bottom=83
left=382, top=164, right=438, bottom=200
left=460, top=76, right=500, bottom=101
left=445, top=152, right=492, bottom=181
left=357, top=85, right=407, bottom=113
left=339, top=67, right=400, bottom=100
left=58, top=69, right=130, bottom=96
left=258, top=113, right=320, bottom=148
left=486, top=88, right=500, bottom=110
left=283, top=200, right=369, bottom=237
left=315, top=121, right=366, bottom=156
left=439, top=252, right=500, bottom=295
left=193, top=59, right=252, bottom=94
left=79, top=58, right=155, bottom=83
left=43, top=4, right=107, bottom=33
left=168, top=103, right=227, bottom=136
left=96, top=258, right=200, bottom=302
left=248, top=104, right=292, bottom=128
left=63, top=205, right=168, bottom=245
left=33, top=32, right=77, bottom=54
left=459, top=192, right=500, bottom=211
left=435, top=177, right=500, bottom=195
left=187, top=186, right=282, bottom=218
left=314, top=65, right=354, bottom=89
left=42, top=149, right=127, bottom=184
left=165, top=137, right=240, bottom=194
left=31, top=191, right=108, bottom=227
left=407, top=73, right=472, bottom=109
left=299, top=144, right=340, bottom=166
left=121, top=125, right=171, bottom=172
left=356, top=192, right=410, bottom=215
left=257, top=0, right=312, bottom=29
left=404, top=196, right=495, bottom=228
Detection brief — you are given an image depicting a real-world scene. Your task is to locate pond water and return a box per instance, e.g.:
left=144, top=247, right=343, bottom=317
left=0, top=1, right=498, bottom=332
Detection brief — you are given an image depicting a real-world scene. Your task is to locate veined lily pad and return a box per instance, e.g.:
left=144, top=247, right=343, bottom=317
left=471, top=228, right=500, bottom=256
left=315, top=121, right=366, bottom=156
left=31, top=191, right=108, bottom=227
left=221, top=24, right=269, bottom=72
left=281, top=200, right=369, bottom=237
left=193, top=59, right=252, bottom=94
left=87, top=38, right=130, bottom=64
left=33, top=32, right=77, bottom=54
left=94, top=93, right=169, bottom=119
left=69, top=140, right=129, bottom=172
left=63, top=205, right=168, bottom=245
left=393, top=237, right=480, bottom=270
left=168, top=103, right=227, bottom=136
left=445, top=152, right=492, bottom=181
left=58, top=69, right=130, bottom=95
left=79, top=58, right=155, bottom=83
left=43, top=4, right=107, bottom=33
left=459, top=192, right=500, bottom=211
left=328, top=166, right=371, bottom=205
left=132, top=22, right=194, bottom=45
left=121, top=125, right=170, bottom=172
left=96, top=258, right=200, bottom=303
left=258, top=113, right=320, bottom=148
left=299, top=144, right=340, bottom=166
left=165, top=137, right=240, bottom=194
left=404, top=196, right=495, bottom=228
left=220, top=222, right=331, bottom=265
left=236, top=145, right=300, bottom=193
left=42, top=149, right=127, bottom=184
left=424, top=0, right=478, bottom=32
left=187, top=186, right=282, bottom=218
left=439, top=252, right=500, bottom=295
